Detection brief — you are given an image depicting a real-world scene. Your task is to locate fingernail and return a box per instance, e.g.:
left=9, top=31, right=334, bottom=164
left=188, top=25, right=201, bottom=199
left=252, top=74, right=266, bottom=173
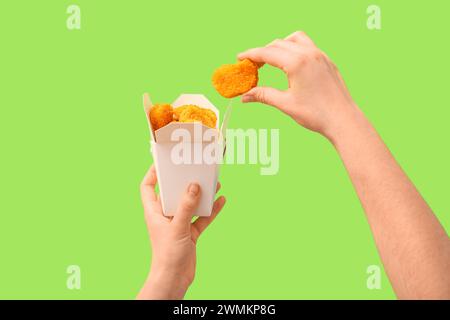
left=188, top=183, right=200, bottom=196
left=241, top=94, right=254, bottom=103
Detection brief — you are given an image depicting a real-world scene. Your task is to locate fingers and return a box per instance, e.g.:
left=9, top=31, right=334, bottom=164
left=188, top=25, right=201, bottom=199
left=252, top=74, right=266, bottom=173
left=140, top=166, right=163, bottom=216
left=173, top=183, right=201, bottom=226
left=241, top=86, right=288, bottom=110
left=269, top=38, right=304, bottom=54
left=141, top=166, right=157, bottom=201
left=284, top=31, right=316, bottom=47
left=237, top=31, right=314, bottom=70
left=238, top=46, right=294, bottom=73
left=191, top=196, right=226, bottom=242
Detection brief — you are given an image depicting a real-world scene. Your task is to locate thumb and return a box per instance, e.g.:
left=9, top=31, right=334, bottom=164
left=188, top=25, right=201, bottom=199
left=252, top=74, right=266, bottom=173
left=173, top=183, right=201, bottom=226
left=241, top=86, right=287, bottom=109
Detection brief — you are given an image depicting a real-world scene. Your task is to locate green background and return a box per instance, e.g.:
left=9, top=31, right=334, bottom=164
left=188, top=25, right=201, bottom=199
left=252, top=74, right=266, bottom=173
left=1, top=0, right=449, bottom=299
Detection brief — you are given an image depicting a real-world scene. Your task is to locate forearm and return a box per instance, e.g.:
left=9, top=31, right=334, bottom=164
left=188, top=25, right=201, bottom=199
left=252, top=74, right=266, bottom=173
left=329, top=104, right=450, bottom=299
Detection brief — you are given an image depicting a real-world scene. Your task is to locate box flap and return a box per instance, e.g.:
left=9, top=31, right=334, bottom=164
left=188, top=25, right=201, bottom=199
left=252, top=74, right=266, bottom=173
left=142, top=93, right=155, bottom=142
left=220, top=103, right=232, bottom=139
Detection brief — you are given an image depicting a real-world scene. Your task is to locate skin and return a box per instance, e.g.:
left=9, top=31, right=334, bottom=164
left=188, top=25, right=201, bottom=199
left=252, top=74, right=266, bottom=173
left=137, top=166, right=225, bottom=300
left=238, top=31, right=450, bottom=299
left=138, top=31, right=450, bottom=300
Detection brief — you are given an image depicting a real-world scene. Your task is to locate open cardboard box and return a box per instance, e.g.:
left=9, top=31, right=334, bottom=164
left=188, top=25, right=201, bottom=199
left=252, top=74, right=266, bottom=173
left=143, top=93, right=229, bottom=217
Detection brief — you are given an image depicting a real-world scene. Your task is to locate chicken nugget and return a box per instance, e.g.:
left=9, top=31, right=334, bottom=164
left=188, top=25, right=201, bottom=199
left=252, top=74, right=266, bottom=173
left=149, top=103, right=173, bottom=131
left=178, top=105, right=217, bottom=128
left=212, top=59, right=259, bottom=98
left=173, top=105, right=188, bottom=121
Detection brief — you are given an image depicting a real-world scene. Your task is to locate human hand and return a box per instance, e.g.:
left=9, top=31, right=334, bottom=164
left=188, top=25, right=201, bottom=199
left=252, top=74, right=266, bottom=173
left=137, top=165, right=226, bottom=300
left=238, top=31, right=358, bottom=140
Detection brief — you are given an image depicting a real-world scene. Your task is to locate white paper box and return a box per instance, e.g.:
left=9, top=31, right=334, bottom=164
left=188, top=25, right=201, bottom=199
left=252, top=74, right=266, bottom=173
left=143, top=93, right=228, bottom=217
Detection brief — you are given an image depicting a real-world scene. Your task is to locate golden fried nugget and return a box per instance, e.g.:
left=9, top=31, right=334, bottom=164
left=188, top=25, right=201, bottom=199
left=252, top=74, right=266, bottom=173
left=178, top=104, right=217, bottom=128
left=212, top=59, right=259, bottom=98
left=149, top=103, right=173, bottom=131
left=172, top=105, right=188, bottom=121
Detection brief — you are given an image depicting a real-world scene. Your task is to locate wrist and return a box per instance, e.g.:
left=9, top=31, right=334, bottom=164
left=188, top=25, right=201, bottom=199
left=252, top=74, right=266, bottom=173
left=137, top=265, right=189, bottom=300
left=324, top=102, right=368, bottom=146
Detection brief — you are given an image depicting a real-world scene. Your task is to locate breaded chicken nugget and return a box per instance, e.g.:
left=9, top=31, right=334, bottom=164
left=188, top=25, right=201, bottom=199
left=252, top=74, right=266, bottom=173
left=149, top=103, right=173, bottom=131
left=212, top=59, right=259, bottom=98
left=178, top=105, right=217, bottom=128
left=172, top=105, right=188, bottom=121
